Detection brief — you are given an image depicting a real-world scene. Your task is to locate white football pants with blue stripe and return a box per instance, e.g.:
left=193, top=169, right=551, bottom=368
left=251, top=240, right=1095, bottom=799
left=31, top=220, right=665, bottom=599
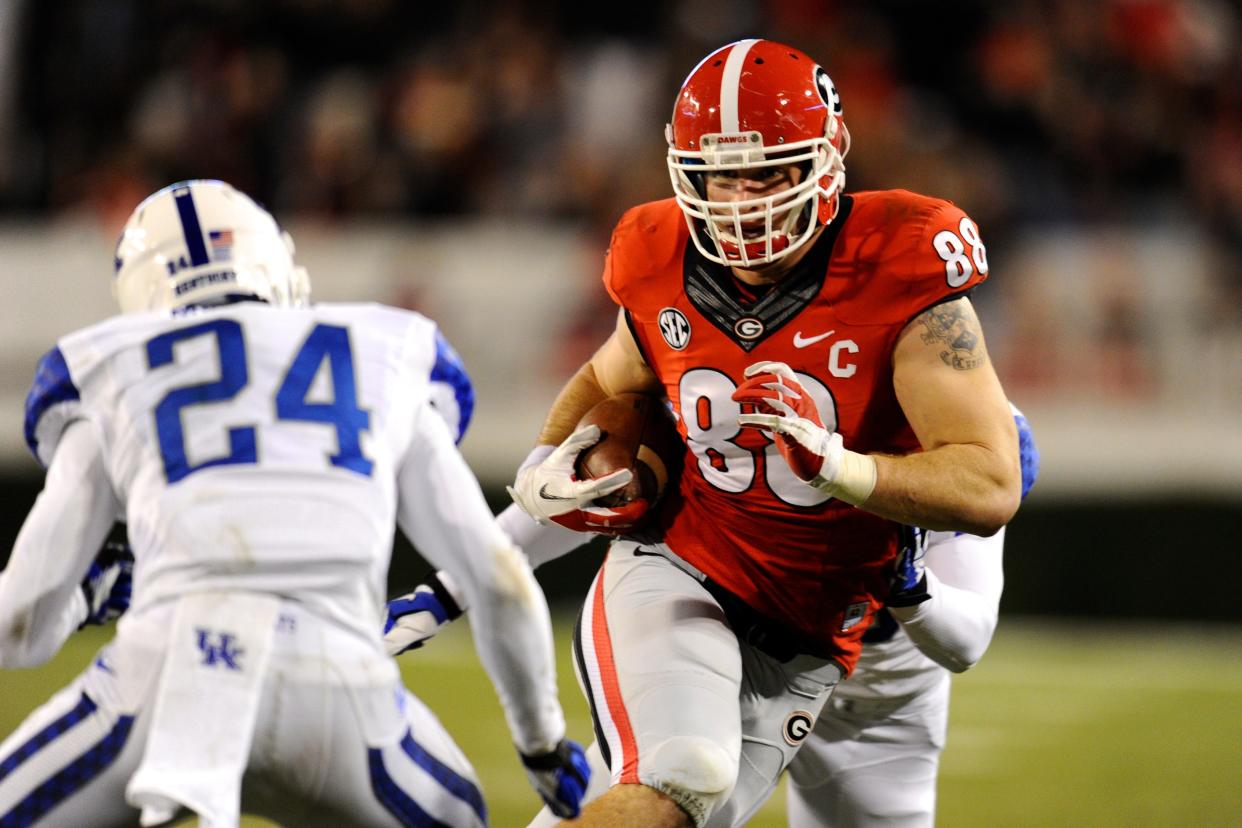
left=0, top=601, right=487, bottom=828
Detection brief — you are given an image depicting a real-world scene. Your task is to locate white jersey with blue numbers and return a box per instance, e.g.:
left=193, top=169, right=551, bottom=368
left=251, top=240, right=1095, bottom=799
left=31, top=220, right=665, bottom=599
left=24, top=301, right=475, bottom=641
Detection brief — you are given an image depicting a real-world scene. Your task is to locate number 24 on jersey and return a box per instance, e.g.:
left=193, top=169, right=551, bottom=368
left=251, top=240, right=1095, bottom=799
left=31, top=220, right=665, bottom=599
left=146, top=319, right=372, bottom=483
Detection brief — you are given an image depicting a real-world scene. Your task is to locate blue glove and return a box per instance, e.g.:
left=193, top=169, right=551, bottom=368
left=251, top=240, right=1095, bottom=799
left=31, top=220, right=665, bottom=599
left=883, top=409, right=1035, bottom=613
left=79, top=541, right=134, bottom=628
left=383, top=572, right=463, bottom=656
left=1011, top=404, right=1040, bottom=501
left=887, top=524, right=930, bottom=608
left=520, top=739, right=591, bottom=819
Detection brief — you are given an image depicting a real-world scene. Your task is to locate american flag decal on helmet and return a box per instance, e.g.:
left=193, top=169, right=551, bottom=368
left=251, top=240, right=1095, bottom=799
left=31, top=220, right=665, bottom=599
left=209, top=229, right=234, bottom=261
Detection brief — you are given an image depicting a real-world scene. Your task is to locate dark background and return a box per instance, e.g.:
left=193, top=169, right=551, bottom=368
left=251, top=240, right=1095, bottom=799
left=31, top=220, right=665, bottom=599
left=1, top=1, right=1240, bottom=623
left=3, top=473, right=1240, bottom=621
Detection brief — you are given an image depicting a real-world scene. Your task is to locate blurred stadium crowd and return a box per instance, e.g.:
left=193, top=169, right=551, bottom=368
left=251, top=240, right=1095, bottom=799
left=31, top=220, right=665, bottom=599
left=0, top=0, right=1239, bottom=418
left=1, top=1, right=1237, bottom=247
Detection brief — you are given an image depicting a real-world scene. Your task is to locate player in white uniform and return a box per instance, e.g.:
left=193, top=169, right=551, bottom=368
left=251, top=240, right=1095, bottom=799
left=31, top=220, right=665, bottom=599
left=784, top=403, right=1038, bottom=827
left=384, top=408, right=1038, bottom=828
left=779, top=527, right=1000, bottom=827
left=0, top=180, right=589, bottom=828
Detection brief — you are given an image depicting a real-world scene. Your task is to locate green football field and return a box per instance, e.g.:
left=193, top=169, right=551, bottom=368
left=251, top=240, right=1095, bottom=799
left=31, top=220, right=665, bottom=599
left=2, top=617, right=1240, bottom=827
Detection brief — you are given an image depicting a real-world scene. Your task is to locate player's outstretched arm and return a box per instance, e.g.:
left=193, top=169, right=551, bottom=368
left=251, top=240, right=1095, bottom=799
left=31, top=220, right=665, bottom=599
left=0, top=421, right=120, bottom=668
left=889, top=405, right=1037, bottom=670
left=890, top=528, right=1006, bottom=672
left=395, top=401, right=591, bottom=816
left=383, top=505, right=594, bottom=654
left=396, top=403, right=566, bottom=751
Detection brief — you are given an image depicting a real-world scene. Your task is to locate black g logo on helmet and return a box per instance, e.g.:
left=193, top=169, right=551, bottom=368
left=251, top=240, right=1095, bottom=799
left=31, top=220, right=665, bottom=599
left=814, top=67, right=842, bottom=116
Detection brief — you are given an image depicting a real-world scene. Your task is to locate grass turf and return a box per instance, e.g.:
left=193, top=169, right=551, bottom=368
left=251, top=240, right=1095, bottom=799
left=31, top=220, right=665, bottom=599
left=2, top=618, right=1239, bottom=826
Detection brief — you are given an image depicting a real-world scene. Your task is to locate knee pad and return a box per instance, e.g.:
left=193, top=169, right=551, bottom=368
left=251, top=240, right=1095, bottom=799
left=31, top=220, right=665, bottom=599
left=645, top=736, right=738, bottom=827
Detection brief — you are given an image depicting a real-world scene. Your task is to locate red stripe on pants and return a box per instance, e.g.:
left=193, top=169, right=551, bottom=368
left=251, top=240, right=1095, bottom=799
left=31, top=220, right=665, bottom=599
left=591, top=572, right=640, bottom=784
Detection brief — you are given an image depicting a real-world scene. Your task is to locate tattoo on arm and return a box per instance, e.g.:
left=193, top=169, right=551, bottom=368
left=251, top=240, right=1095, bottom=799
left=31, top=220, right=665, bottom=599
left=917, top=299, right=988, bottom=370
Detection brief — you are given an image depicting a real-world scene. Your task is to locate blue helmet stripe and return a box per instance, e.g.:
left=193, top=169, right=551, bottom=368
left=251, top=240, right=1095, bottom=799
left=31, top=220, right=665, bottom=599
left=173, top=186, right=210, bottom=267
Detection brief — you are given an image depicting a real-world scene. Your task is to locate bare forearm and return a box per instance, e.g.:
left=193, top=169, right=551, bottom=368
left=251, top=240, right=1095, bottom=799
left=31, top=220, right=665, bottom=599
left=536, top=315, right=661, bottom=446
left=536, top=362, right=611, bottom=446
left=865, top=443, right=1018, bottom=535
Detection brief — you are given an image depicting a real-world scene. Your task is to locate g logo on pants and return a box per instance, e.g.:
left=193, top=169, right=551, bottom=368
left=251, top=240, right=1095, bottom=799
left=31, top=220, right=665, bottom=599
left=783, top=711, right=814, bottom=745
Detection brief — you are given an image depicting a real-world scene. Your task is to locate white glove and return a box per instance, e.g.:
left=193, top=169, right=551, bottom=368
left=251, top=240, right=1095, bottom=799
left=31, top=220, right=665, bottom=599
left=734, top=360, right=877, bottom=505
left=506, top=426, right=639, bottom=532
left=383, top=572, right=464, bottom=656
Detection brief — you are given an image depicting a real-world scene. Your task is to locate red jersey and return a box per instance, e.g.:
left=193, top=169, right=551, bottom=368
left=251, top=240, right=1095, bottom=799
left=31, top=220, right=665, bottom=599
left=602, top=190, right=990, bottom=674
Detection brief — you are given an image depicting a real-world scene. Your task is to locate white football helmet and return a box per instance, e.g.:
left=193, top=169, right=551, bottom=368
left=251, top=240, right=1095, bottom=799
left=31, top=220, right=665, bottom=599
left=113, top=179, right=310, bottom=313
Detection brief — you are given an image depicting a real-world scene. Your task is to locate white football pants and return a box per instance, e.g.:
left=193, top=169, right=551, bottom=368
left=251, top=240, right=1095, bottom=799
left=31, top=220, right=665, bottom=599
left=530, top=542, right=841, bottom=828
left=528, top=671, right=948, bottom=828
left=0, top=600, right=486, bottom=828
left=785, top=669, right=950, bottom=827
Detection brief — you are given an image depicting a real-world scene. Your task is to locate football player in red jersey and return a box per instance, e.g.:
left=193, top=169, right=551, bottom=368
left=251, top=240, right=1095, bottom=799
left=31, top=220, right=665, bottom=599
left=508, top=39, right=1021, bottom=828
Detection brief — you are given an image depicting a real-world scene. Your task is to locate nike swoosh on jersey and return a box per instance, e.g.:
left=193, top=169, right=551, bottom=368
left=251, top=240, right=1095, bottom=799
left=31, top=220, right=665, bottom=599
left=538, top=484, right=576, bottom=501
left=793, top=330, right=835, bottom=348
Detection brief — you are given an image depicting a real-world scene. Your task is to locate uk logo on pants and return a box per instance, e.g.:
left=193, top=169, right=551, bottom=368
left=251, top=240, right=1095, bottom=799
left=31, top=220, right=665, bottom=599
left=196, top=628, right=244, bottom=670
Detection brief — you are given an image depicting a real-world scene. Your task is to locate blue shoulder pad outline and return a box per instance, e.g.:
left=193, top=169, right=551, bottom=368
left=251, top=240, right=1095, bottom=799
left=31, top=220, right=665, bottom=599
left=429, top=329, right=475, bottom=444
left=24, top=346, right=82, bottom=466
left=1011, top=406, right=1039, bottom=501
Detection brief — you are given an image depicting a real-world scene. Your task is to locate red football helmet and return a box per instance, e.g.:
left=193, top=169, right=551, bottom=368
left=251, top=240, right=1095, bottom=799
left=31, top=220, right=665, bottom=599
left=666, top=39, right=850, bottom=268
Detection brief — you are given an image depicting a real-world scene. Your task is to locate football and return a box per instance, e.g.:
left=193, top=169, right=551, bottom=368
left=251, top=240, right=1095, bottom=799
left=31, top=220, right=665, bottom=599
left=574, top=392, right=682, bottom=511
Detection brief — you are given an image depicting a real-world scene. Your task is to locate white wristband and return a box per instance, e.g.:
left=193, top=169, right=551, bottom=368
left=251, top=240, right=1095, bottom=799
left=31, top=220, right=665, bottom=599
left=811, top=449, right=877, bottom=506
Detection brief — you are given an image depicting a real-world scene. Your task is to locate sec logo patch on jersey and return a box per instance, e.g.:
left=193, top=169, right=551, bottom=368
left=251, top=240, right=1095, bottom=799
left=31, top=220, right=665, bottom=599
left=658, top=308, right=691, bottom=350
